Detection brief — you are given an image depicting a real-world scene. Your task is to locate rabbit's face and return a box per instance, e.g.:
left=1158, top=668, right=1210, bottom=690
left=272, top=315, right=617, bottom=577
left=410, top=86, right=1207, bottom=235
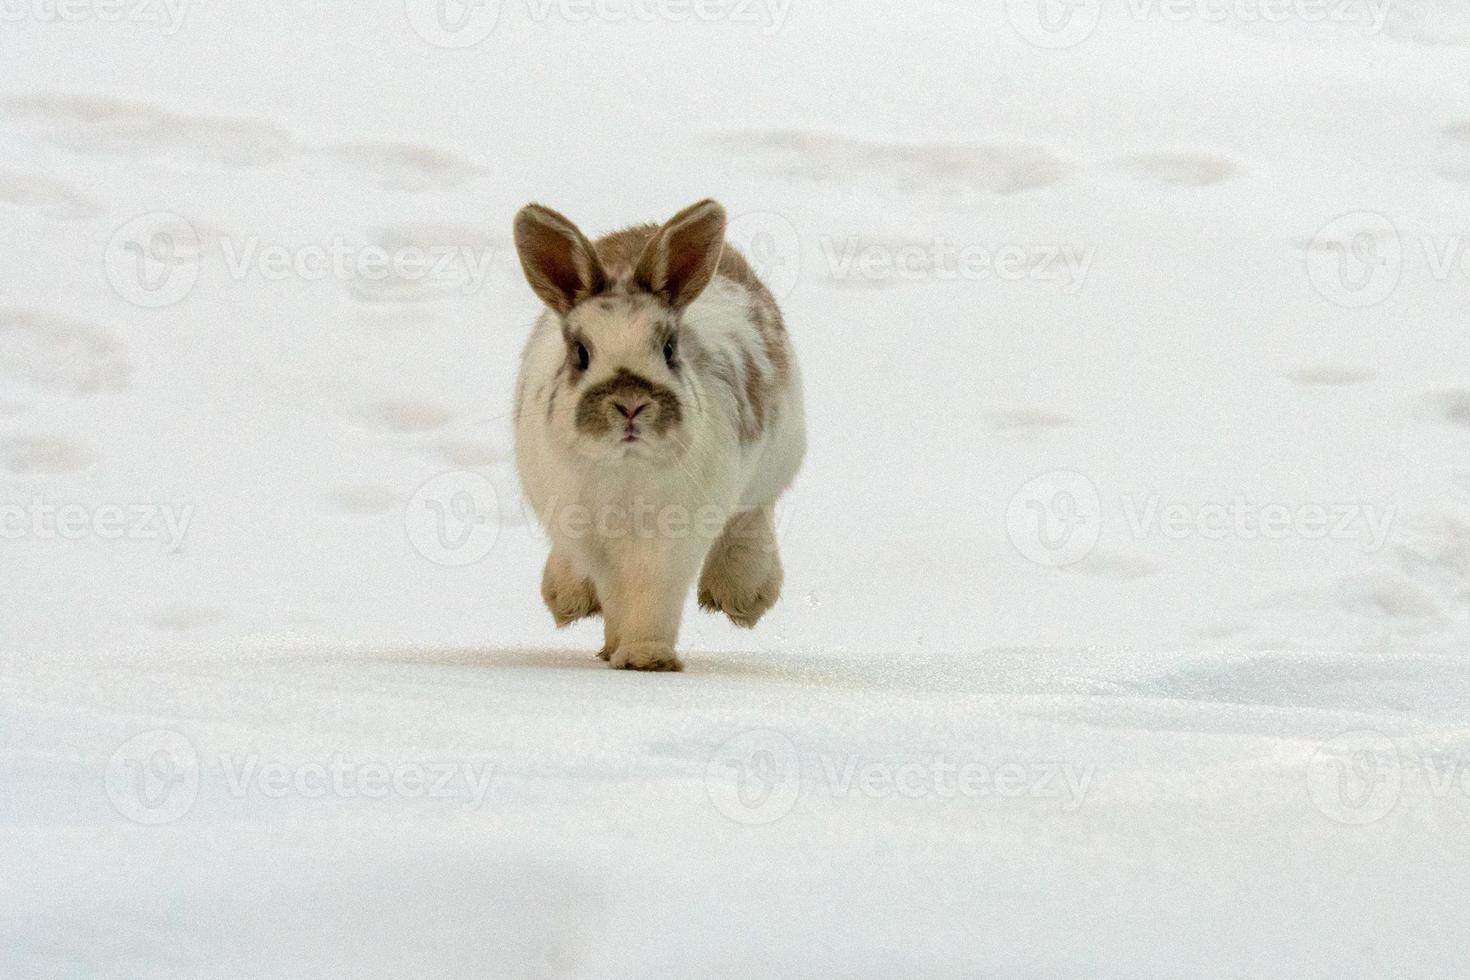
left=560, top=294, right=686, bottom=459
left=515, top=199, right=728, bottom=463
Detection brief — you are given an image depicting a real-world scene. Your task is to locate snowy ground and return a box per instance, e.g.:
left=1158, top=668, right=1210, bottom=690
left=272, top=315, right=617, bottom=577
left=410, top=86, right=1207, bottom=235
left=4, top=0, right=1470, bottom=976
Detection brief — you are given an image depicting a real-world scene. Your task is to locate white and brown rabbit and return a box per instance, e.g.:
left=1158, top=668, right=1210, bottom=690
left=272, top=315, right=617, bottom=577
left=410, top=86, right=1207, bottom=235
left=512, top=199, right=805, bottom=671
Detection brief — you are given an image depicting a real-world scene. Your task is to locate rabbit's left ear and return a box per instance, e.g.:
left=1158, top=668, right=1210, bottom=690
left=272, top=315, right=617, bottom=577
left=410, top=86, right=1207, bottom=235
left=514, top=203, right=607, bottom=315
left=635, top=199, right=727, bottom=309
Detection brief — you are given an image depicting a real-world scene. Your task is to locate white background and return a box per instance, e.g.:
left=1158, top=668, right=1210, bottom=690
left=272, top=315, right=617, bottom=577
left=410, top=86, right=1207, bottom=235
left=3, top=0, right=1470, bottom=976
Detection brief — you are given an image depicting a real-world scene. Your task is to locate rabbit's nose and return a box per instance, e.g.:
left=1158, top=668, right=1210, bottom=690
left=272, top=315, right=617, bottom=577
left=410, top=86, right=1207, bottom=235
left=613, top=398, right=651, bottom=421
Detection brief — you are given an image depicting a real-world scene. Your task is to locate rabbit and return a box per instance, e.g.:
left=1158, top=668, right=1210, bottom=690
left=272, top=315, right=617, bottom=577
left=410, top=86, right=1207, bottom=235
left=512, top=199, right=805, bottom=671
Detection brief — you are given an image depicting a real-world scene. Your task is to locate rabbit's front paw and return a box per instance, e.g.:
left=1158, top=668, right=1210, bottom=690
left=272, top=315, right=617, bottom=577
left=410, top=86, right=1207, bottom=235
left=541, top=554, right=600, bottom=627
left=699, top=552, right=782, bottom=629
left=698, top=507, right=783, bottom=628
left=609, top=642, right=683, bottom=672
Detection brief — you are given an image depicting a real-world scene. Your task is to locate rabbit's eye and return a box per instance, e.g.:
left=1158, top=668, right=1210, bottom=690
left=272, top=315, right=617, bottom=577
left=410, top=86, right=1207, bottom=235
left=663, top=339, right=676, bottom=368
left=573, top=342, right=590, bottom=371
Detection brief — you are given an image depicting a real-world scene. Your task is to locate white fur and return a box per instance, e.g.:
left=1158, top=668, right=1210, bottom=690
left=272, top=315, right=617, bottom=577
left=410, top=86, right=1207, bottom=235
left=514, top=275, right=805, bottom=670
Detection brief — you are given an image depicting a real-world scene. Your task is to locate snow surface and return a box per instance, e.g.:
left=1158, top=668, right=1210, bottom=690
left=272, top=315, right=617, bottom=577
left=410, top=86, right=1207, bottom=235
left=4, top=1, right=1470, bottom=976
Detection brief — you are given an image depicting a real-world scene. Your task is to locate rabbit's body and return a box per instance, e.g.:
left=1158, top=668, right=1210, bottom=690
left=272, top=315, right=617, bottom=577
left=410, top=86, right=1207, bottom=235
left=512, top=201, right=804, bottom=671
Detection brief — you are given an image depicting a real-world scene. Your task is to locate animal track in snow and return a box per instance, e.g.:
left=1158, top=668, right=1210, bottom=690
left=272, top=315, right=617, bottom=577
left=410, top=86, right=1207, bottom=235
left=314, top=142, right=486, bottom=192
left=1118, top=153, right=1238, bottom=187
left=0, top=94, right=485, bottom=191
left=0, top=170, right=100, bottom=220
left=1338, top=572, right=1441, bottom=621
left=325, top=485, right=401, bottom=516
left=350, top=400, right=453, bottom=434
left=147, top=607, right=223, bottom=632
left=0, top=309, right=131, bottom=395
left=1285, top=366, right=1375, bottom=387
left=0, top=94, right=297, bottom=169
left=712, top=130, right=1070, bottom=197
left=1394, top=513, right=1470, bottom=595
left=1068, top=551, right=1160, bottom=581
left=1431, top=122, right=1470, bottom=184
left=375, top=222, right=501, bottom=253
left=988, top=409, right=1078, bottom=434
left=1425, top=388, right=1470, bottom=428
left=0, top=435, right=95, bottom=474
left=430, top=441, right=500, bottom=467
left=1384, top=2, right=1470, bottom=46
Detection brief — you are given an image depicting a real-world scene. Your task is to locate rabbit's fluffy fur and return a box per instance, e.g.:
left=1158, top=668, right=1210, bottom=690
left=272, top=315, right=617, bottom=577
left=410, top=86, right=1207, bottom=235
left=513, top=200, right=805, bottom=671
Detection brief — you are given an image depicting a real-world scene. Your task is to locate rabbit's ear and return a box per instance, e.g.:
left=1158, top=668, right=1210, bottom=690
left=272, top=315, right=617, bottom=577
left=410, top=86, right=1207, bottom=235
left=514, top=204, right=607, bottom=315
left=635, top=199, right=727, bottom=309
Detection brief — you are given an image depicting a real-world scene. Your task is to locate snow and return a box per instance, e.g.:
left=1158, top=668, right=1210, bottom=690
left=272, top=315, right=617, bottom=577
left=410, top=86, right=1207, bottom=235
left=3, top=1, right=1470, bottom=976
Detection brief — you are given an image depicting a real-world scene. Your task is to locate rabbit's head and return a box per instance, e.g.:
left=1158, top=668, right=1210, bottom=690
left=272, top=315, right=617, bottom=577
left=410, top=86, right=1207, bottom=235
left=513, top=199, right=727, bottom=462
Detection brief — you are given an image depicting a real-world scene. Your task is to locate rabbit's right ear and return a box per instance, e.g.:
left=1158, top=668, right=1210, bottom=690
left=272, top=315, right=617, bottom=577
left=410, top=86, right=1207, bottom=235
left=513, top=204, right=607, bottom=315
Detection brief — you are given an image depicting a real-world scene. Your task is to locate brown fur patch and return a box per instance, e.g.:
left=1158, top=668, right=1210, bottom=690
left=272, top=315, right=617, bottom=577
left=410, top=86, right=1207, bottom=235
left=574, top=368, right=683, bottom=438
left=593, top=224, right=659, bottom=281
left=740, top=348, right=768, bottom=444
